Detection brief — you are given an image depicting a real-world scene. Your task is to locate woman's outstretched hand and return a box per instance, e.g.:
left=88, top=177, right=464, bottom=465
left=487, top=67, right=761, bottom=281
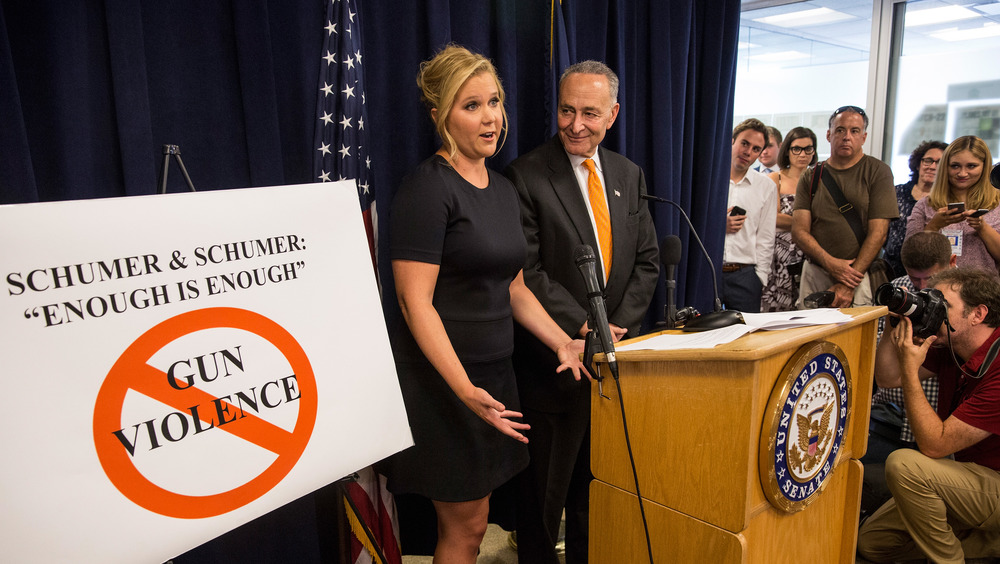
left=461, top=386, right=530, bottom=443
left=555, top=339, right=590, bottom=381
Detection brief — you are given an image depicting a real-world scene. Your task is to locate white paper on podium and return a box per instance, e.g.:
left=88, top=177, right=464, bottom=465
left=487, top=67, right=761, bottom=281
left=741, top=308, right=854, bottom=331
left=617, top=308, right=854, bottom=351
left=0, top=182, right=412, bottom=563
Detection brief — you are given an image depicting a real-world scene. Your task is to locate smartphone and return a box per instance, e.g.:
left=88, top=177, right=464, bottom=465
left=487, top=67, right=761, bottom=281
left=969, top=208, right=990, bottom=218
left=730, top=205, right=746, bottom=216
left=948, top=202, right=966, bottom=214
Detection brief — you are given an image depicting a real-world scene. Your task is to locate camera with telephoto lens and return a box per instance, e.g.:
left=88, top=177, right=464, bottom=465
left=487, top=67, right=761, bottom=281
left=874, top=283, right=948, bottom=339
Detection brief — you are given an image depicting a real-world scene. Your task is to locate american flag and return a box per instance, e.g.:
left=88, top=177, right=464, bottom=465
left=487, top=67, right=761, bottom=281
left=547, top=0, right=572, bottom=135
left=313, top=2, right=399, bottom=563
left=313, top=0, right=377, bottom=274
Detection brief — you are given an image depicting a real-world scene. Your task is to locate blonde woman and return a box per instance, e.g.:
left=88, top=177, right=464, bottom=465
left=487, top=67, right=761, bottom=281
left=906, top=136, right=1000, bottom=273
left=382, top=45, right=586, bottom=563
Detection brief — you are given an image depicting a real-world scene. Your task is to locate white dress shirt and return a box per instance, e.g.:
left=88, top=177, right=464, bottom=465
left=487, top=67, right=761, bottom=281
left=724, top=169, right=777, bottom=285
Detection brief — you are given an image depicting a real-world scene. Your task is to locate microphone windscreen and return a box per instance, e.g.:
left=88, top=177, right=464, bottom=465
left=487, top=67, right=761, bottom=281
left=660, top=235, right=682, bottom=266
left=574, top=244, right=596, bottom=265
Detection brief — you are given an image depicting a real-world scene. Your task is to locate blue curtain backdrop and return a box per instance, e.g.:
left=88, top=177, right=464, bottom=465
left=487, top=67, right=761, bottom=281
left=0, top=0, right=740, bottom=561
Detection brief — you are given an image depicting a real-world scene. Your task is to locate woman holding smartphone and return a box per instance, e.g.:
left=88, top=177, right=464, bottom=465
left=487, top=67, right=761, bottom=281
left=906, top=135, right=1000, bottom=273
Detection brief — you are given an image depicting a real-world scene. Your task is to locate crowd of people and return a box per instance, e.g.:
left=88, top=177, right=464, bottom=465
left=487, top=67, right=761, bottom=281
left=729, top=107, right=1000, bottom=561
left=726, top=109, right=1000, bottom=317
left=380, top=42, right=1000, bottom=563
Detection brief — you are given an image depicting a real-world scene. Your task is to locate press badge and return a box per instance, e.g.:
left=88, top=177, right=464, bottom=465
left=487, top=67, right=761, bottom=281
left=942, top=228, right=963, bottom=256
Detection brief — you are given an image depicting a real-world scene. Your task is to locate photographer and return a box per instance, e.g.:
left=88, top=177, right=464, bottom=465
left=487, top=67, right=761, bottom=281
left=858, top=268, right=1000, bottom=563
left=861, top=232, right=956, bottom=519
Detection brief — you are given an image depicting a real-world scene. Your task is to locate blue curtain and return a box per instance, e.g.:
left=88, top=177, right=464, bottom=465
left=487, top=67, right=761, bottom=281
left=0, top=0, right=323, bottom=201
left=0, top=0, right=740, bottom=560
left=358, top=0, right=742, bottom=320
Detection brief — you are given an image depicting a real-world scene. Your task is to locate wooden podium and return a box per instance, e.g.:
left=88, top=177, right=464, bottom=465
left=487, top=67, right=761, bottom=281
left=589, top=307, right=883, bottom=563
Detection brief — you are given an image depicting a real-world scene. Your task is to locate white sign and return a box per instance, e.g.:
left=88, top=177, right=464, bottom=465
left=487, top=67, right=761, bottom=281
left=0, top=183, right=411, bottom=563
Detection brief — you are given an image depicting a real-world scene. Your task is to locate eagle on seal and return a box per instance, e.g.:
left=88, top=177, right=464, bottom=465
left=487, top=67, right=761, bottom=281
left=793, top=402, right=834, bottom=470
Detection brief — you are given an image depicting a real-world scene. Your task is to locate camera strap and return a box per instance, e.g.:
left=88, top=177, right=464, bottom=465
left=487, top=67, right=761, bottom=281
left=975, top=336, right=1000, bottom=379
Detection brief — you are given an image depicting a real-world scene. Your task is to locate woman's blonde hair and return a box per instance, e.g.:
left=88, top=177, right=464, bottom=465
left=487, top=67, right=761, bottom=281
left=928, top=135, right=998, bottom=210
left=416, top=44, right=507, bottom=159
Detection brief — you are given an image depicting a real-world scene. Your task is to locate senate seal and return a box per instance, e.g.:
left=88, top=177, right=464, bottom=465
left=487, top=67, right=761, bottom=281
left=759, top=341, right=851, bottom=513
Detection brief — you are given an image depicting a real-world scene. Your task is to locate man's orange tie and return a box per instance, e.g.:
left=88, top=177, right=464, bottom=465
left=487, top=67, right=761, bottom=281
left=583, top=158, right=612, bottom=281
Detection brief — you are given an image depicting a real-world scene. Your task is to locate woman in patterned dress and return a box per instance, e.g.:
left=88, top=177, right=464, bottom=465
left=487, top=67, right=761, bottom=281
left=760, top=127, right=817, bottom=311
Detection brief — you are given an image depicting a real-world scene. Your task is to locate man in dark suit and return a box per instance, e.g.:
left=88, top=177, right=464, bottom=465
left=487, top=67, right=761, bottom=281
left=504, top=60, right=659, bottom=564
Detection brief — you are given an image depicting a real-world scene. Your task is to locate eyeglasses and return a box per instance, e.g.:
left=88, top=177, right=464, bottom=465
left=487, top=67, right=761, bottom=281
left=789, top=145, right=815, bottom=155
left=834, top=105, right=866, bottom=118
left=920, top=157, right=940, bottom=166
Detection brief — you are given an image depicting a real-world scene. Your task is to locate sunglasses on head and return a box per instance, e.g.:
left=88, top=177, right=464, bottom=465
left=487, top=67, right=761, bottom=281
left=833, top=105, right=866, bottom=118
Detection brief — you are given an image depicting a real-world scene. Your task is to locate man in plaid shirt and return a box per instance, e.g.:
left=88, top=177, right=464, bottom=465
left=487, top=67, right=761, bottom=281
left=862, top=232, right=956, bottom=518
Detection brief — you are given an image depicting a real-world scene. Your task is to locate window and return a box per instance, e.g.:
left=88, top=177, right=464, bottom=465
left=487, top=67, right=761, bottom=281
left=734, top=0, right=1000, bottom=182
left=734, top=1, right=875, bottom=160
left=887, top=0, right=1000, bottom=181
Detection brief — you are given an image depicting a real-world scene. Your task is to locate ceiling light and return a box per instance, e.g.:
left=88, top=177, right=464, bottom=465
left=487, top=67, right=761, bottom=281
left=931, top=22, right=1000, bottom=41
left=750, top=50, right=811, bottom=62
left=905, top=5, right=979, bottom=27
left=975, top=3, right=1000, bottom=16
left=752, top=7, right=856, bottom=28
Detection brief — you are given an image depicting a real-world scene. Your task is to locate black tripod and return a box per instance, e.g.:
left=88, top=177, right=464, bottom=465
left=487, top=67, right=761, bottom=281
left=157, top=144, right=197, bottom=194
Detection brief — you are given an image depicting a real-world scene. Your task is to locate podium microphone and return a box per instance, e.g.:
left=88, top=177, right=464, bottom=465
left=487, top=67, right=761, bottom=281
left=640, top=194, right=743, bottom=332
left=576, top=247, right=653, bottom=563
left=660, top=235, right=682, bottom=328
left=574, top=244, right=619, bottom=380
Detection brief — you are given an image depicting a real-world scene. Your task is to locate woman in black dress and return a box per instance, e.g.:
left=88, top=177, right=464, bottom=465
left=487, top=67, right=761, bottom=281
left=385, top=44, right=586, bottom=563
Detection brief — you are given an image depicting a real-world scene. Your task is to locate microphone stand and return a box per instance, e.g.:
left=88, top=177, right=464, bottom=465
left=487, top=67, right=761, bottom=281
left=665, top=274, right=677, bottom=329
left=582, top=314, right=610, bottom=400
left=641, top=194, right=743, bottom=331
left=642, top=194, right=720, bottom=310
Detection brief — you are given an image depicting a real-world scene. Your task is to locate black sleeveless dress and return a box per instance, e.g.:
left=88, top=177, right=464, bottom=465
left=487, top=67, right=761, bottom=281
left=382, top=155, right=529, bottom=502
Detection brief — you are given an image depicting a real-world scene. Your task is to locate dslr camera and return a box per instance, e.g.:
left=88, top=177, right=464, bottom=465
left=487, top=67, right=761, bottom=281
left=874, top=283, right=948, bottom=339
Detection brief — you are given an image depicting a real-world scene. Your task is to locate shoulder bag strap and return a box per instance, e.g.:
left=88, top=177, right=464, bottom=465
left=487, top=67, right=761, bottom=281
left=810, top=162, right=822, bottom=198
left=818, top=162, right=867, bottom=247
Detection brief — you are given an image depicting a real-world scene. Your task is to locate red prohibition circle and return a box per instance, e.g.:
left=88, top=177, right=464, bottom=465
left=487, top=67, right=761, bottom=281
left=92, top=307, right=317, bottom=519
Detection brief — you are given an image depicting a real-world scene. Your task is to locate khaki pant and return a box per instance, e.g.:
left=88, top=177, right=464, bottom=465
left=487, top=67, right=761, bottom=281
left=857, top=448, right=1000, bottom=563
left=795, top=260, right=874, bottom=309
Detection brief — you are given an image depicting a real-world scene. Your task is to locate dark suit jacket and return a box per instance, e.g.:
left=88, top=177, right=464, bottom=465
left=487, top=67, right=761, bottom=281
left=504, top=135, right=659, bottom=413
